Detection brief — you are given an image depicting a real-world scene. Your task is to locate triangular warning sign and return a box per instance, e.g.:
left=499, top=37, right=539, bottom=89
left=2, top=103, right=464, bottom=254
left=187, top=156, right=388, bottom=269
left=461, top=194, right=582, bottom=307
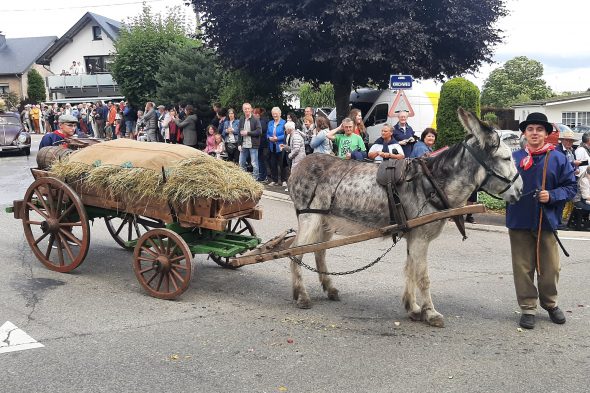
left=0, top=321, right=44, bottom=354
left=388, top=90, right=415, bottom=118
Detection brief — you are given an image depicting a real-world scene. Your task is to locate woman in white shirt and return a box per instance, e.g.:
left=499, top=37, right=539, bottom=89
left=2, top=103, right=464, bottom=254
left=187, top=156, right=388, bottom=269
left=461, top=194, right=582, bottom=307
left=368, top=123, right=404, bottom=162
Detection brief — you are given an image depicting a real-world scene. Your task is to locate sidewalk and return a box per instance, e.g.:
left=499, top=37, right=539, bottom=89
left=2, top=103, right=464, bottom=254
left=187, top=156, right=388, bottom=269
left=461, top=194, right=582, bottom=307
left=261, top=185, right=590, bottom=239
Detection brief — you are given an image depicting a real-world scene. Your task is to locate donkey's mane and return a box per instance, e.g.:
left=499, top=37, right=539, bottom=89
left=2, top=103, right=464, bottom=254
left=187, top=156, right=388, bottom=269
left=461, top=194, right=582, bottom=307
left=425, top=137, right=469, bottom=180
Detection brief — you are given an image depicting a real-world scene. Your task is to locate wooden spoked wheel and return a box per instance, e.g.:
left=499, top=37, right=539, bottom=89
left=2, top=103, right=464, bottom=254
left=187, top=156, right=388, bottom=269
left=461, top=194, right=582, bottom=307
left=133, top=228, right=192, bottom=299
left=22, top=177, right=90, bottom=273
left=105, top=214, right=164, bottom=250
left=209, top=218, right=256, bottom=269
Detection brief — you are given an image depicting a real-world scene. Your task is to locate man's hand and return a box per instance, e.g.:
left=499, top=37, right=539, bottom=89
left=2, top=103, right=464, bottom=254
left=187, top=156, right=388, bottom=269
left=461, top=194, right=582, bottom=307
left=238, top=145, right=242, bottom=152
left=398, top=140, right=407, bottom=145
left=538, top=190, right=550, bottom=203
left=240, top=130, right=248, bottom=136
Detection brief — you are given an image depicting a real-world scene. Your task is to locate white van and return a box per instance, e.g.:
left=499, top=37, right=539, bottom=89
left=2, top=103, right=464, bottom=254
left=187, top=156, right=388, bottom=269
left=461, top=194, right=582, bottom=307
left=328, top=83, right=440, bottom=144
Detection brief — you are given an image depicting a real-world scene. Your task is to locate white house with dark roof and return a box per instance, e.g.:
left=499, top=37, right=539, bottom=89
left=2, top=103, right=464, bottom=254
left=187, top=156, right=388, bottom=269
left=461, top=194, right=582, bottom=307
left=512, top=92, right=590, bottom=127
left=36, top=12, right=124, bottom=103
left=0, top=33, right=57, bottom=101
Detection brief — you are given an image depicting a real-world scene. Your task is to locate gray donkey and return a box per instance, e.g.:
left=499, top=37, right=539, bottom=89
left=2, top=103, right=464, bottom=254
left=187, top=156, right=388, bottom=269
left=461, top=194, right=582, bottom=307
left=287, top=108, right=523, bottom=327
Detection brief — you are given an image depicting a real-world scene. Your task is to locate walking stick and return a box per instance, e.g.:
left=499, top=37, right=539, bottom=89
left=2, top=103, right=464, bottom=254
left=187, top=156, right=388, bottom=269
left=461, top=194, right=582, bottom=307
left=536, top=151, right=551, bottom=275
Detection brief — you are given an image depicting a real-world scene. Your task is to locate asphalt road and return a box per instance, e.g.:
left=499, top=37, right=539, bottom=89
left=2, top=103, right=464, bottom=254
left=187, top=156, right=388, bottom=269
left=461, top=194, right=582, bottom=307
left=1, top=139, right=589, bottom=392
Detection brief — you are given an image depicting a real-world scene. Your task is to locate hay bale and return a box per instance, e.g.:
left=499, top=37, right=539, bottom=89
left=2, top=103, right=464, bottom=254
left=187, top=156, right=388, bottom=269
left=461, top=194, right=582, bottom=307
left=48, top=141, right=263, bottom=205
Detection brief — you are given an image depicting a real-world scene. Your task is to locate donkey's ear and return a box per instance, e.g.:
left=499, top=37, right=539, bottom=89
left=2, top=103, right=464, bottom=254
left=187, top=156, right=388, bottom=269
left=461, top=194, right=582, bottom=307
left=457, top=107, right=498, bottom=147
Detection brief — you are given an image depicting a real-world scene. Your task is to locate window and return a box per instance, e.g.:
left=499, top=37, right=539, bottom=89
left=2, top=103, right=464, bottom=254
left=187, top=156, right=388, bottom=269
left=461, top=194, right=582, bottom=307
left=562, top=112, right=576, bottom=127
left=577, top=112, right=590, bottom=126
left=562, top=111, right=590, bottom=127
left=84, top=56, right=111, bottom=74
left=92, top=26, right=102, bottom=40
left=0, top=84, right=9, bottom=96
left=364, top=103, right=389, bottom=127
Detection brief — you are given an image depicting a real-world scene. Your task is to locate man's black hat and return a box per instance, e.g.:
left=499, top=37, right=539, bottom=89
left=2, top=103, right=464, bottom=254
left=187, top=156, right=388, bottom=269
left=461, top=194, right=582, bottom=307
left=518, top=112, right=554, bottom=134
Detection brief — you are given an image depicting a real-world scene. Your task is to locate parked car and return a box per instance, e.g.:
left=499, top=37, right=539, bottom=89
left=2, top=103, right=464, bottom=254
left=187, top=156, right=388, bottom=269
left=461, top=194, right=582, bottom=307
left=0, top=111, right=31, bottom=155
left=495, top=130, right=522, bottom=152
left=573, top=125, right=590, bottom=134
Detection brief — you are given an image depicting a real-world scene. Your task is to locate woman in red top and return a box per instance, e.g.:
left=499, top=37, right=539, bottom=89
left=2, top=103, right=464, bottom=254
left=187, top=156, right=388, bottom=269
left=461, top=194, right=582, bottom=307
left=349, top=109, right=367, bottom=140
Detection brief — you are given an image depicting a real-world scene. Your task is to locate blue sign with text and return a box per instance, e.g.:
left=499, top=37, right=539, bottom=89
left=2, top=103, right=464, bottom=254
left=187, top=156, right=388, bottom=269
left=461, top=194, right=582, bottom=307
left=389, top=75, right=413, bottom=90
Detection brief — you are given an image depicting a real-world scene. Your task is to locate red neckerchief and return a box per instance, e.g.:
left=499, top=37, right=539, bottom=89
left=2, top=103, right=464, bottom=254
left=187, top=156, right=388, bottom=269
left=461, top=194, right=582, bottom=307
left=54, top=130, right=67, bottom=139
left=520, top=143, right=555, bottom=171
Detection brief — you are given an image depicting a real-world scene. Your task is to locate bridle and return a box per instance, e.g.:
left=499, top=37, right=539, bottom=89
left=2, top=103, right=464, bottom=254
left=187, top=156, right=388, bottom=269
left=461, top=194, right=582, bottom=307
left=461, top=140, right=520, bottom=200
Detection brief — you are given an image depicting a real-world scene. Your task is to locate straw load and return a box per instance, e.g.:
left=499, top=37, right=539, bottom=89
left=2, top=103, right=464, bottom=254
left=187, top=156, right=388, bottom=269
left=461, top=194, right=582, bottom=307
left=49, top=139, right=263, bottom=205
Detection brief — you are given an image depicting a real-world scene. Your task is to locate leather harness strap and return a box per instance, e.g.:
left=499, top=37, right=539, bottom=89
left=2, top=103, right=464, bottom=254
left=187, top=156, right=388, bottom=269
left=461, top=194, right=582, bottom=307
left=419, top=159, right=467, bottom=240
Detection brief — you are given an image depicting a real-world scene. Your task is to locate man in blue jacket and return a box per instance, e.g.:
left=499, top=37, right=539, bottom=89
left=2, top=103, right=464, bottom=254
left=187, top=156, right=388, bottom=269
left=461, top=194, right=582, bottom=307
left=507, top=112, right=577, bottom=329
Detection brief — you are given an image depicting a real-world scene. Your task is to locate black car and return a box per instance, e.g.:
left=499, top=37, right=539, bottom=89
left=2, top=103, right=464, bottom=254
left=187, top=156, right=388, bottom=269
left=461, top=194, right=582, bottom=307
left=0, top=111, right=31, bottom=155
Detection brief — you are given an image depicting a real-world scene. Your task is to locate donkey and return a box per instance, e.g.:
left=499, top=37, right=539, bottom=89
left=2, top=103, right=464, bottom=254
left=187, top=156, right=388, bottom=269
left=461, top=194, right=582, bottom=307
left=287, top=108, right=523, bottom=327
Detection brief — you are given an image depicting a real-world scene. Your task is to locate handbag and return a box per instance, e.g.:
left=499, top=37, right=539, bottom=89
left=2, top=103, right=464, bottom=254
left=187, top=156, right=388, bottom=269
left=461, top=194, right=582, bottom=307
left=226, top=142, right=237, bottom=155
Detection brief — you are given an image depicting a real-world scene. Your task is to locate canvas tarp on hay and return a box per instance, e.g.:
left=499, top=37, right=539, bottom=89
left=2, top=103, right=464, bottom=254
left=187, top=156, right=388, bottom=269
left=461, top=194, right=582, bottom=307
left=49, top=139, right=263, bottom=206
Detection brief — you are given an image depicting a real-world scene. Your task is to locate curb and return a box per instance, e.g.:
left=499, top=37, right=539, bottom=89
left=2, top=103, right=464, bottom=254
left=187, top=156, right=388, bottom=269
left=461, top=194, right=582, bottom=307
left=262, top=190, right=292, bottom=203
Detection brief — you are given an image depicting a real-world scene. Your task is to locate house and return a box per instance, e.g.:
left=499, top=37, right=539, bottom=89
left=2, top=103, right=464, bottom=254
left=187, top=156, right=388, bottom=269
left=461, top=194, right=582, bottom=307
left=0, top=32, right=57, bottom=102
left=512, top=92, right=590, bottom=127
left=36, top=12, right=124, bottom=103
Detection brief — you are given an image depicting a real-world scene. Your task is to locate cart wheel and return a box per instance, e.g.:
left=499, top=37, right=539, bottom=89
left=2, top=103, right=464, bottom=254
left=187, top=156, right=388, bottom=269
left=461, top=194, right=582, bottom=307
left=133, top=228, right=192, bottom=299
left=209, top=218, right=256, bottom=269
left=22, top=177, right=90, bottom=272
left=105, top=214, right=164, bottom=250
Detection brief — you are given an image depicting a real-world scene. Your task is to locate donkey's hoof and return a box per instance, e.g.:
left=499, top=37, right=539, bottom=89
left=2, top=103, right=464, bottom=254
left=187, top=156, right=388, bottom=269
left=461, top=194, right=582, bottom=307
left=327, top=288, right=340, bottom=301
left=426, top=314, right=445, bottom=328
left=408, top=311, right=423, bottom=321
left=296, top=297, right=312, bottom=309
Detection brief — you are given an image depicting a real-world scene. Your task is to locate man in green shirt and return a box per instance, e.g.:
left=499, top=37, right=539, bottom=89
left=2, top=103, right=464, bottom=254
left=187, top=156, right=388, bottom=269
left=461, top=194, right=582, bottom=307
left=327, top=117, right=367, bottom=160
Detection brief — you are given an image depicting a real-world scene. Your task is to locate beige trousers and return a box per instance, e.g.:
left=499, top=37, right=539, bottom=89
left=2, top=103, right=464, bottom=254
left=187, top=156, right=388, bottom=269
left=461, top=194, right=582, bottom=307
left=509, top=229, right=560, bottom=315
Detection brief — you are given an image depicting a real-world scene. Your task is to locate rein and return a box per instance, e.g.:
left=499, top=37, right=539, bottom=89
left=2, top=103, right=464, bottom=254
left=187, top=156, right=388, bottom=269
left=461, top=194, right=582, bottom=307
left=418, top=159, right=467, bottom=240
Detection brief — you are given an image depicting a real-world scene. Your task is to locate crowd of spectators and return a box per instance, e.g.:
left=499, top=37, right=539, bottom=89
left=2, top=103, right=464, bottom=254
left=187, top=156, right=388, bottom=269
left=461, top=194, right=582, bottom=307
left=33, top=98, right=441, bottom=191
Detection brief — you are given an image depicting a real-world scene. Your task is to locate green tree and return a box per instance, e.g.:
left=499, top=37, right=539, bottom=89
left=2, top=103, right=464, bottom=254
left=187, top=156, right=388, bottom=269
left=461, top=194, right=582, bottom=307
left=481, top=56, right=552, bottom=107
left=436, top=77, right=480, bottom=148
left=111, top=5, right=194, bottom=106
left=155, top=43, right=221, bottom=117
left=3, top=92, right=20, bottom=110
left=193, top=0, right=505, bottom=123
left=218, top=69, right=286, bottom=111
left=299, top=83, right=336, bottom=108
left=27, top=68, right=46, bottom=103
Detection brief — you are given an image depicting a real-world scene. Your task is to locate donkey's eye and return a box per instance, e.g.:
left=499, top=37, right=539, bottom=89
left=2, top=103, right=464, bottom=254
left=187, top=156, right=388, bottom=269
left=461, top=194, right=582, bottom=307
left=502, top=157, right=511, bottom=161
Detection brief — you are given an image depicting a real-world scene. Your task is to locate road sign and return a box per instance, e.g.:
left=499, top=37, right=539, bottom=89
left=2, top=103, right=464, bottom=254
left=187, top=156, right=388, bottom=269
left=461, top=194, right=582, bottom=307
left=389, top=75, right=413, bottom=90
left=387, top=90, right=415, bottom=118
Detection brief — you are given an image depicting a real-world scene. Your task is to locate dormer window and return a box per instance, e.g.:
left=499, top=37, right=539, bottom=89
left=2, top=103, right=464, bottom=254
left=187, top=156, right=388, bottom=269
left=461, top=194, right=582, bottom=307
left=92, top=26, right=102, bottom=40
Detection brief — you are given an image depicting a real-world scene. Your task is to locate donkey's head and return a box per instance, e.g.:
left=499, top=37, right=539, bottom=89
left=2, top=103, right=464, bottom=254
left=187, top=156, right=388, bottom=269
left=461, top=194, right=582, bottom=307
left=458, top=108, right=523, bottom=204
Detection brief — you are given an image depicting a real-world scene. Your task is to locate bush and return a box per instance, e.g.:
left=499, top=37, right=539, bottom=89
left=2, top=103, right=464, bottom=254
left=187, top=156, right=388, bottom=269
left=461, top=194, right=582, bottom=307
left=483, top=112, right=498, bottom=126
left=27, top=68, right=46, bottom=103
left=435, top=77, right=480, bottom=148
left=477, top=192, right=506, bottom=213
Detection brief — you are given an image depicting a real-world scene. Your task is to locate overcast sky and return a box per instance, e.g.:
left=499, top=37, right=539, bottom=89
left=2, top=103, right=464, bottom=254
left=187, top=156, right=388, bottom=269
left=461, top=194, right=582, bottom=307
left=1, top=0, right=587, bottom=93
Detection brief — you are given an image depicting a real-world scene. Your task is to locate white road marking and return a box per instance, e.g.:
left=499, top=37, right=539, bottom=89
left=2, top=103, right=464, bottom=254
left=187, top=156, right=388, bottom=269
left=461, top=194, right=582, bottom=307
left=0, top=321, right=44, bottom=354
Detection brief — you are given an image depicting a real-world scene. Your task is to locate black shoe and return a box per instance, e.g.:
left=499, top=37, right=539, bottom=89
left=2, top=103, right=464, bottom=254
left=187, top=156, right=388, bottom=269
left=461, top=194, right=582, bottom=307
left=519, top=313, right=535, bottom=329
left=465, top=214, right=476, bottom=224
left=547, top=307, right=566, bottom=324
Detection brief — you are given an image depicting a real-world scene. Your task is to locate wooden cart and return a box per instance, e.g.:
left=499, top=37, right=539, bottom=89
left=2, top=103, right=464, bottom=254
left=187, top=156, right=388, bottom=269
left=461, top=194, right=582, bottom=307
left=8, top=168, right=263, bottom=299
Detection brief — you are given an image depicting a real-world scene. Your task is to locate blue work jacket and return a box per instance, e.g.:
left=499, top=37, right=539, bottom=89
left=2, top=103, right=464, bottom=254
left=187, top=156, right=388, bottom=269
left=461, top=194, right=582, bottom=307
left=506, top=149, right=577, bottom=231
